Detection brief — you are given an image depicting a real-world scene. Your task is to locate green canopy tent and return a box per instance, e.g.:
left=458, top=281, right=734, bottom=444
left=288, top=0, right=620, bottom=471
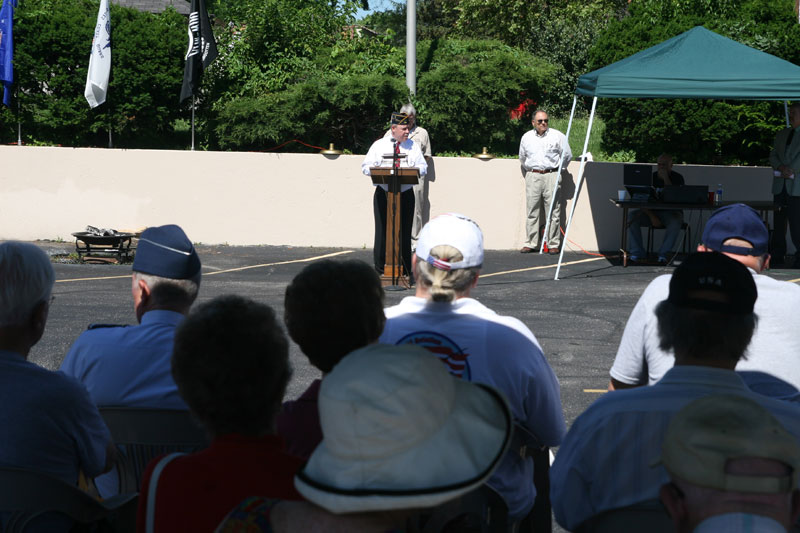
left=550, top=26, right=800, bottom=279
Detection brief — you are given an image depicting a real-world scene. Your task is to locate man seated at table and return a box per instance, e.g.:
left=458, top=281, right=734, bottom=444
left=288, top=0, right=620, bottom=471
left=627, top=153, right=685, bottom=264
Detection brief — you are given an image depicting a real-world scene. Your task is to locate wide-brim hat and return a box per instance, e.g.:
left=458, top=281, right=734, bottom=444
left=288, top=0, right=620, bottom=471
left=294, top=343, right=512, bottom=513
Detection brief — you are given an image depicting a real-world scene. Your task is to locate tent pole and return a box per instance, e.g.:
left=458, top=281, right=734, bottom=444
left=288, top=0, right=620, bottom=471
left=555, top=96, right=597, bottom=280
left=540, top=96, right=577, bottom=255
left=785, top=101, right=790, bottom=127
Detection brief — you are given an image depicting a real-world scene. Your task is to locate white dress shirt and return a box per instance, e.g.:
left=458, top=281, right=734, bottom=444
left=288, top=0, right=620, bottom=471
left=519, top=128, right=572, bottom=172
left=362, top=137, right=427, bottom=192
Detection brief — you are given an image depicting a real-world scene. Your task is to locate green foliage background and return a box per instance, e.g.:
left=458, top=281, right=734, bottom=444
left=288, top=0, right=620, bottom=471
left=588, top=0, right=800, bottom=165
left=0, top=0, right=186, bottom=148
left=2, top=0, right=799, bottom=164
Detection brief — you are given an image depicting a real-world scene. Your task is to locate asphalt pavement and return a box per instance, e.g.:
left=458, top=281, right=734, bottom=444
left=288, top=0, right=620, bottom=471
left=34, top=240, right=756, bottom=424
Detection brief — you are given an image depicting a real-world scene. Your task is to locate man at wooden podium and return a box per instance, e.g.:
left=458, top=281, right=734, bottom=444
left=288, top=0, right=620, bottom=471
left=362, top=111, right=428, bottom=281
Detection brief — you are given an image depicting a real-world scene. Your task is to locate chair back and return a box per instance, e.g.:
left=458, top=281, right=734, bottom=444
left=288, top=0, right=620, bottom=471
left=0, top=466, right=137, bottom=532
left=100, top=407, right=209, bottom=493
left=408, top=484, right=510, bottom=533
left=574, top=500, right=672, bottom=533
left=409, top=423, right=550, bottom=533
left=512, top=423, right=551, bottom=533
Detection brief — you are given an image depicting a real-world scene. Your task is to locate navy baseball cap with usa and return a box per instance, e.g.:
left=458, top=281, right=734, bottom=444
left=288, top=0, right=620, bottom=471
left=701, top=203, right=768, bottom=256
left=132, top=224, right=201, bottom=279
left=667, top=252, right=756, bottom=315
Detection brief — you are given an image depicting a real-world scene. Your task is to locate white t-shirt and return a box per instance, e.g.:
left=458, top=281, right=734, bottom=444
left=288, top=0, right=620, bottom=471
left=380, top=296, right=566, bottom=519
left=610, top=268, right=800, bottom=399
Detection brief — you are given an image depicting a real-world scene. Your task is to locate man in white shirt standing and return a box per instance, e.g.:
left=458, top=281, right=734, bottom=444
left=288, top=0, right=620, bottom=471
left=518, top=110, right=572, bottom=254
left=383, top=104, right=432, bottom=246
left=363, top=111, right=428, bottom=280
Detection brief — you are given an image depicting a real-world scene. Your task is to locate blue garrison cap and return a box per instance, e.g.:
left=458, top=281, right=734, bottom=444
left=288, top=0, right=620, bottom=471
left=133, top=225, right=201, bottom=279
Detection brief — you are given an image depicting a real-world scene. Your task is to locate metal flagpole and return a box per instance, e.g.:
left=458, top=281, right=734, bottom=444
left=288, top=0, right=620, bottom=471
left=108, top=105, right=113, bottom=148
left=785, top=101, right=790, bottom=127
left=191, top=94, right=195, bottom=151
left=406, top=0, right=416, bottom=94
left=555, top=96, right=597, bottom=280
left=540, top=96, right=577, bottom=254
left=16, top=86, right=20, bottom=145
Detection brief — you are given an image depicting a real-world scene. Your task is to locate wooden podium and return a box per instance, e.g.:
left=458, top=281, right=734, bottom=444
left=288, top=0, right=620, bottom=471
left=370, top=167, right=420, bottom=287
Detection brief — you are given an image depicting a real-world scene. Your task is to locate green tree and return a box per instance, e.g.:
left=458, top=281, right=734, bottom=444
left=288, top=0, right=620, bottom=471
left=416, top=39, right=557, bottom=155
left=0, top=0, right=186, bottom=147
left=589, top=0, right=800, bottom=164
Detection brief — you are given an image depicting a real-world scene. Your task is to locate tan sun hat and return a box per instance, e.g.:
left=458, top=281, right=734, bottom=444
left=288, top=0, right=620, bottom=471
left=656, top=394, right=800, bottom=494
left=294, top=343, right=512, bottom=513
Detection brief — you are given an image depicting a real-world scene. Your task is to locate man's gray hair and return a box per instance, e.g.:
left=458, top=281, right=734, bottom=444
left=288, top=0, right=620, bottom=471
left=133, top=271, right=200, bottom=308
left=0, top=242, right=55, bottom=327
left=400, top=103, right=417, bottom=116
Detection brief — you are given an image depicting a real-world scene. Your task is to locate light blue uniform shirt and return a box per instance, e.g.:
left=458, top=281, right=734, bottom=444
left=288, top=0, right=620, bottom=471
left=550, top=366, right=800, bottom=531
left=61, top=309, right=188, bottom=409
left=61, top=310, right=189, bottom=497
left=0, top=349, right=109, bottom=483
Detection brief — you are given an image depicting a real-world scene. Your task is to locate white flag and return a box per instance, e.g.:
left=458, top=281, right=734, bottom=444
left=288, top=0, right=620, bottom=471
left=85, top=0, right=110, bottom=108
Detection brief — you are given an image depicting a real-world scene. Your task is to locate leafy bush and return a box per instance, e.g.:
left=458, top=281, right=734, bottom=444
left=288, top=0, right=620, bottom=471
left=214, top=73, right=409, bottom=152
left=415, top=39, right=557, bottom=155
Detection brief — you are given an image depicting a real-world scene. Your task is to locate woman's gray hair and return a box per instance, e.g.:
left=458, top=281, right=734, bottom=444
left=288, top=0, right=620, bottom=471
left=400, top=103, right=417, bottom=116
left=0, top=242, right=55, bottom=327
left=416, top=245, right=480, bottom=303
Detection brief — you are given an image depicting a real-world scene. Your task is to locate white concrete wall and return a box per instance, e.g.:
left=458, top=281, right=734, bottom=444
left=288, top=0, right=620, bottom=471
left=0, top=146, right=776, bottom=251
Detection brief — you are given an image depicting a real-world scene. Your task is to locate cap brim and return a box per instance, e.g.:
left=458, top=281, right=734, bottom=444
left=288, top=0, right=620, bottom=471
left=294, top=383, right=512, bottom=514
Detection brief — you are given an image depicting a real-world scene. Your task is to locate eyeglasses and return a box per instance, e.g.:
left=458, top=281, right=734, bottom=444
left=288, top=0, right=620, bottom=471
left=536, top=119, right=549, bottom=124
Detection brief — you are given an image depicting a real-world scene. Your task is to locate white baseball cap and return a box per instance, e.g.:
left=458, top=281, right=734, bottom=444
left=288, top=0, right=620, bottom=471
left=415, top=213, right=484, bottom=271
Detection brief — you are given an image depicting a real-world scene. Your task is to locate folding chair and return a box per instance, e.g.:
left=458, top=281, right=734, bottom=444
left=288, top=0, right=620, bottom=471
left=410, top=424, right=550, bottom=533
left=574, top=500, right=672, bottom=533
left=646, top=221, right=692, bottom=256
left=0, top=466, right=137, bottom=533
left=100, top=407, right=209, bottom=493
left=514, top=423, right=551, bottom=533
left=408, top=484, right=510, bottom=533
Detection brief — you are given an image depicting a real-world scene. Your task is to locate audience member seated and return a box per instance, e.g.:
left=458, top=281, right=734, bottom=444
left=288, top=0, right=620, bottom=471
left=550, top=252, right=800, bottom=531
left=61, top=224, right=201, bottom=409
left=278, top=259, right=385, bottom=459
left=610, top=203, right=800, bottom=400
left=136, top=295, right=303, bottom=533
left=216, top=344, right=512, bottom=532
left=0, top=242, right=113, bottom=530
left=61, top=224, right=201, bottom=496
left=627, top=153, right=685, bottom=264
left=658, top=395, right=800, bottom=533
left=378, top=213, right=566, bottom=521
left=0, top=241, right=113, bottom=482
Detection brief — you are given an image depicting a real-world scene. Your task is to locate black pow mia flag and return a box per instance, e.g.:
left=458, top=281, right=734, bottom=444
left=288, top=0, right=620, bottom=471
left=179, top=0, right=218, bottom=103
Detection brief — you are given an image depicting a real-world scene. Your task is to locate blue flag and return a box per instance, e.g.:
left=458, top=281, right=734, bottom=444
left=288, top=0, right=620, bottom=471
left=0, top=0, right=16, bottom=107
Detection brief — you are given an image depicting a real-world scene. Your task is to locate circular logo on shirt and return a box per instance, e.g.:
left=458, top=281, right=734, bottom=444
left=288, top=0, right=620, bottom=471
left=395, top=331, right=471, bottom=380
